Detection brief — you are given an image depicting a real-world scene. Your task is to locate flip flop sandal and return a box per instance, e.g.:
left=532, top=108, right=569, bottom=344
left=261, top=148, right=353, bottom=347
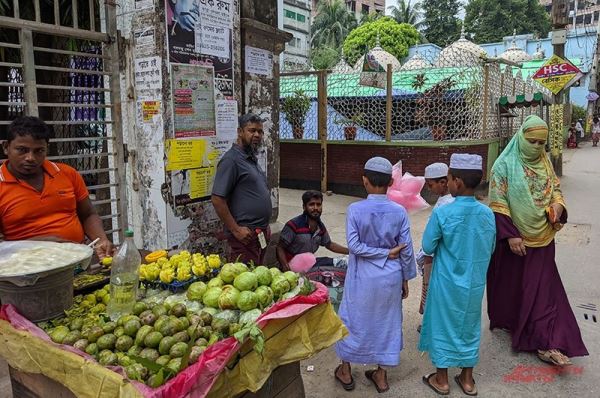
left=365, top=369, right=389, bottom=393
left=537, top=350, right=572, bottom=367
left=334, top=364, right=355, bottom=391
left=454, top=375, right=478, bottom=396
left=422, top=373, right=449, bottom=396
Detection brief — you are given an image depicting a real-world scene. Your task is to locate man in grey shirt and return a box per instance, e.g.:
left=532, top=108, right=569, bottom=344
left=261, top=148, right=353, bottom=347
left=211, top=113, right=272, bottom=265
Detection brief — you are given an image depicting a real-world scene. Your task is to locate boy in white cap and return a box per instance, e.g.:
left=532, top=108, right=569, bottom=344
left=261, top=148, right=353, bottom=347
left=424, top=162, right=453, bottom=208
left=334, top=157, right=416, bottom=393
left=417, top=162, right=455, bottom=319
left=419, top=154, right=496, bottom=396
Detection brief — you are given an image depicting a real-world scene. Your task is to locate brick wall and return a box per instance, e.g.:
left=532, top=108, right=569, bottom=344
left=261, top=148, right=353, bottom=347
left=280, top=141, right=491, bottom=196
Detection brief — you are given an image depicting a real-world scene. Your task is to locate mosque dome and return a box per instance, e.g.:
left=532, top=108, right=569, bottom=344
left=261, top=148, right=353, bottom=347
left=352, top=35, right=402, bottom=72
left=332, top=48, right=353, bottom=73
left=400, top=51, right=432, bottom=71
left=500, top=31, right=533, bottom=63
left=532, top=40, right=545, bottom=60
left=434, top=27, right=486, bottom=67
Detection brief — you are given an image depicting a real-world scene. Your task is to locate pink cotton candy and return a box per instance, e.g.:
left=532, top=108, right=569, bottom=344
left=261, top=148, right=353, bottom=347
left=289, top=252, right=317, bottom=273
left=387, top=164, right=430, bottom=213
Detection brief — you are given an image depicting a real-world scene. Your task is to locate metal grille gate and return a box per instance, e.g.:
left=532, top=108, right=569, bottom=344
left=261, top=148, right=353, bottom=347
left=0, top=0, right=127, bottom=242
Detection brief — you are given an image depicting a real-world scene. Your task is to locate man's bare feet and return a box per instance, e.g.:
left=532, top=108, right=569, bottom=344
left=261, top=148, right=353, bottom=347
left=458, top=374, right=475, bottom=393
left=423, top=372, right=450, bottom=395
left=372, top=367, right=389, bottom=391
left=432, top=373, right=449, bottom=392
left=335, top=362, right=352, bottom=384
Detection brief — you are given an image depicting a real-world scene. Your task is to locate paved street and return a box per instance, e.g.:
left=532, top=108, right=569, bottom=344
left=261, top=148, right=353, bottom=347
left=288, top=143, right=600, bottom=398
left=0, top=144, right=598, bottom=397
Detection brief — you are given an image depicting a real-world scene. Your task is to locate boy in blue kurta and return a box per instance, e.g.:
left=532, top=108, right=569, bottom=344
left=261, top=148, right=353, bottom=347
left=419, top=154, right=496, bottom=396
left=334, top=157, right=416, bottom=393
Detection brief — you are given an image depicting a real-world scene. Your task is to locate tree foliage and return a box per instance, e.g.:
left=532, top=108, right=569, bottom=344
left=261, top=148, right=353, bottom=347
left=310, top=46, right=340, bottom=70
left=342, top=17, right=420, bottom=66
left=360, top=11, right=384, bottom=25
left=311, top=0, right=358, bottom=49
left=421, top=0, right=461, bottom=47
left=464, top=0, right=551, bottom=43
left=388, top=0, right=423, bottom=30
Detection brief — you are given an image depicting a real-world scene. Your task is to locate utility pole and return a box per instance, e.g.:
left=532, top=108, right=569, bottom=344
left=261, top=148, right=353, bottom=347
left=551, top=0, right=569, bottom=176
left=588, top=8, right=600, bottom=118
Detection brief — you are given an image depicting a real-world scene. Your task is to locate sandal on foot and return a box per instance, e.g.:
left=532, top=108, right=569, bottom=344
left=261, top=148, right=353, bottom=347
left=454, top=375, right=477, bottom=396
left=365, top=369, right=389, bottom=393
left=537, top=349, right=572, bottom=366
left=422, top=373, right=449, bottom=395
left=334, top=364, right=355, bottom=391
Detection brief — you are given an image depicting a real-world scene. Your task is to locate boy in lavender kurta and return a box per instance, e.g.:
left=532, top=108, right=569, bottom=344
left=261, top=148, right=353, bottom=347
left=334, top=157, right=416, bottom=393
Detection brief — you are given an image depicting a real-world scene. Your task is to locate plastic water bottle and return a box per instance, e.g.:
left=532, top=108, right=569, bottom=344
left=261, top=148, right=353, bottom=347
left=107, top=229, right=141, bottom=320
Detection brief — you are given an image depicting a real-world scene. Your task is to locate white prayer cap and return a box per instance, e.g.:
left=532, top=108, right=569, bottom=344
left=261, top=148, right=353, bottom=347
left=364, top=157, right=393, bottom=175
left=449, top=154, right=483, bottom=170
left=424, top=163, right=449, bottom=179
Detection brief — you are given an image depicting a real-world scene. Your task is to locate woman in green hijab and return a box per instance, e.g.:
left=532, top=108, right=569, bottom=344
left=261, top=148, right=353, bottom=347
left=487, top=115, right=588, bottom=366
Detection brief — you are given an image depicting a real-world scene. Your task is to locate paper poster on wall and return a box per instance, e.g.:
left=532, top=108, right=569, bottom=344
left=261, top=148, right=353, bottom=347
left=165, top=139, right=207, bottom=171
left=198, top=0, right=234, bottom=28
left=245, top=46, right=273, bottom=77
left=166, top=205, right=192, bottom=248
left=135, top=56, right=162, bottom=99
left=171, top=63, right=216, bottom=138
left=256, top=147, right=267, bottom=176
left=194, top=25, right=230, bottom=59
left=134, top=28, right=156, bottom=57
left=215, top=99, right=238, bottom=141
left=189, top=167, right=215, bottom=199
left=140, top=100, right=161, bottom=123
left=165, top=0, right=234, bottom=98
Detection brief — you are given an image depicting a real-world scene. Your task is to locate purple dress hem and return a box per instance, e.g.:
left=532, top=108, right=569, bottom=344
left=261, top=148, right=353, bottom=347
left=486, top=213, right=588, bottom=358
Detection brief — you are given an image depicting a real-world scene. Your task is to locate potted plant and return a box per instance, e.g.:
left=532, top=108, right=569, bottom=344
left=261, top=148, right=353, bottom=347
left=412, top=75, right=455, bottom=141
left=335, top=112, right=365, bottom=140
left=281, top=89, right=311, bottom=139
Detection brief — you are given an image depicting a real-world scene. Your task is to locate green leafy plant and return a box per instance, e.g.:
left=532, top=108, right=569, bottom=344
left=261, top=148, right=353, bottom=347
left=415, top=77, right=456, bottom=140
left=342, top=17, right=420, bottom=66
left=335, top=112, right=365, bottom=127
left=281, top=90, right=312, bottom=138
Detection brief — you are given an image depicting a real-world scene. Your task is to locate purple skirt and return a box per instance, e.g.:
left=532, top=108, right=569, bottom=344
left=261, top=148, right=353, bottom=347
left=486, top=213, right=588, bottom=358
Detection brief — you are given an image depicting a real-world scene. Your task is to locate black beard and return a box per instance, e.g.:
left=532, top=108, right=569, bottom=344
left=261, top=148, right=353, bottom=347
left=304, top=210, right=321, bottom=220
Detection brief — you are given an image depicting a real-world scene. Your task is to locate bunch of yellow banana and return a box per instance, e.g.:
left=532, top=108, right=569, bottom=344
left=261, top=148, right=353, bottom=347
left=207, top=254, right=222, bottom=269
left=159, top=266, right=175, bottom=283
left=192, top=253, right=209, bottom=277
left=139, top=263, right=160, bottom=281
left=169, top=250, right=191, bottom=268
left=177, top=261, right=193, bottom=281
left=140, top=250, right=223, bottom=284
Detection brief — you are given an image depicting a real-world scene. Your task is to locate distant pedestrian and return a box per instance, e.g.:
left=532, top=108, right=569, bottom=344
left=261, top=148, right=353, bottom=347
left=211, top=113, right=271, bottom=265
left=567, top=122, right=578, bottom=149
left=575, top=118, right=585, bottom=143
left=419, top=154, right=496, bottom=396
left=592, top=116, right=600, bottom=146
left=487, top=115, right=588, bottom=367
left=334, top=157, right=416, bottom=393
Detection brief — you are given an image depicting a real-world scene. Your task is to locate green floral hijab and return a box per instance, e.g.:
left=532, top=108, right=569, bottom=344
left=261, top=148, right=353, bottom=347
left=489, top=115, right=565, bottom=247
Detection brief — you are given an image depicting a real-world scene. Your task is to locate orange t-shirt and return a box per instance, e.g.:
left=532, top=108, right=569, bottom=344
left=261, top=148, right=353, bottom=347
left=0, top=160, right=89, bottom=242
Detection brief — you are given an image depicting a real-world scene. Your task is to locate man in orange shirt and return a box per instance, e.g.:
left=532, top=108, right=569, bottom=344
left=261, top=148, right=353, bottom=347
left=0, top=116, right=112, bottom=259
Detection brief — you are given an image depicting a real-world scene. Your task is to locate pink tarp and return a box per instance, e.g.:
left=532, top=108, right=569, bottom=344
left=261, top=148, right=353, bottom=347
left=0, top=282, right=330, bottom=398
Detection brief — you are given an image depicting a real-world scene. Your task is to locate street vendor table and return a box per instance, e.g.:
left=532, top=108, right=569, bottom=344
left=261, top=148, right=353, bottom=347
left=0, top=284, right=346, bottom=398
